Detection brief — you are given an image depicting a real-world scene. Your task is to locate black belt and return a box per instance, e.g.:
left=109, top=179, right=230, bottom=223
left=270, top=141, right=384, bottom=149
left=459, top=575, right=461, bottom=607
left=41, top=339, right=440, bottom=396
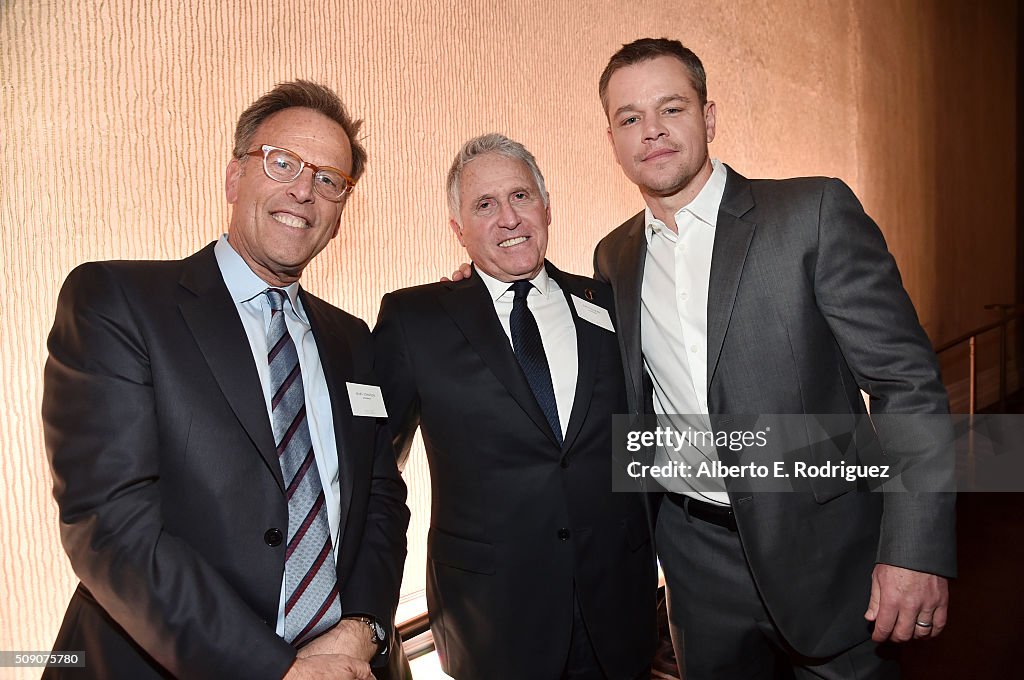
left=666, top=494, right=737, bottom=532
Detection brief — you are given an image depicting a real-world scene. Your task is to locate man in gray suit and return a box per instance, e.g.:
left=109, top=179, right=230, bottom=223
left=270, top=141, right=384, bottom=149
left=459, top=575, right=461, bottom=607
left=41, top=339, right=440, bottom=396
left=594, top=38, right=955, bottom=679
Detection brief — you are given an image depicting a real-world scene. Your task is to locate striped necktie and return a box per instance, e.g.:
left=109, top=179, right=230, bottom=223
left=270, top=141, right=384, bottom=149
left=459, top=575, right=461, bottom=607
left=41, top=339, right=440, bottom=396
left=265, top=288, right=341, bottom=646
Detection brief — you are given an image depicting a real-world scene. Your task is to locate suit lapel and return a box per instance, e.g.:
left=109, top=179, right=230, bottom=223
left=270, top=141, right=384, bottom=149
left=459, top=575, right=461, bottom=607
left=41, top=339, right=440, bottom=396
left=439, top=271, right=560, bottom=447
left=301, top=291, right=357, bottom=550
left=177, top=244, right=284, bottom=491
left=707, top=167, right=756, bottom=388
left=546, top=264, right=598, bottom=454
left=613, top=213, right=648, bottom=409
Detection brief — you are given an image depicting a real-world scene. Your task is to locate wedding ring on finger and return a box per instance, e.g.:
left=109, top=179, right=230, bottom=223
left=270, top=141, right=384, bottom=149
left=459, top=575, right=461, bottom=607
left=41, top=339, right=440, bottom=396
left=915, top=620, right=934, bottom=629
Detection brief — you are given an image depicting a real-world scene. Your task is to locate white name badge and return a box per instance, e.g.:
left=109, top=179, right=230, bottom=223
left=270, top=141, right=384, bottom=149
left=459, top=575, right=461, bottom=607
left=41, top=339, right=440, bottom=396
left=571, top=295, right=615, bottom=333
left=346, top=382, right=389, bottom=418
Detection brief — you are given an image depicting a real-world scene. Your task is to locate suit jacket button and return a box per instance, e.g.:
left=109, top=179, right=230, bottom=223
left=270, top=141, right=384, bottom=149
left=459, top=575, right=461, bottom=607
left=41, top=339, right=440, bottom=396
left=557, top=528, right=571, bottom=541
left=264, top=528, right=283, bottom=547
left=560, top=459, right=569, bottom=468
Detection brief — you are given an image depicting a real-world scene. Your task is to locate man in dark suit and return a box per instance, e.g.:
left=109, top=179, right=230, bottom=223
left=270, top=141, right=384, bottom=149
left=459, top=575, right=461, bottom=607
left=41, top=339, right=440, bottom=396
left=42, top=81, right=409, bottom=680
left=594, top=39, right=955, bottom=678
left=373, top=134, right=658, bottom=679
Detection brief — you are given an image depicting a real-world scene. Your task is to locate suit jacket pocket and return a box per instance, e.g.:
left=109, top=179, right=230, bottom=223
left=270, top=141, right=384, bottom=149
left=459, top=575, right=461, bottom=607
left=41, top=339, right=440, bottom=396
left=808, top=473, right=856, bottom=504
left=807, top=438, right=857, bottom=504
left=806, top=418, right=862, bottom=504
left=428, top=527, right=496, bottom=575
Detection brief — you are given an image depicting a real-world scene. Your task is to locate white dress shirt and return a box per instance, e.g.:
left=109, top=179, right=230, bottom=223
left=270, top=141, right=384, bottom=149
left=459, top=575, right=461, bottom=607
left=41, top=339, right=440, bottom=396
left=214, top=235, right=341, bottom=635
left=477, top=265, right=578, bottom=439
left=641, top=159, right=731, bottom=505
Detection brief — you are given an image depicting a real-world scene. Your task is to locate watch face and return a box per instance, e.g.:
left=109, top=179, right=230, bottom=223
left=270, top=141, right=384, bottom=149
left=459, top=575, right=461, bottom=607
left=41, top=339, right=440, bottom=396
left=371, top=620, right=385, bottom=641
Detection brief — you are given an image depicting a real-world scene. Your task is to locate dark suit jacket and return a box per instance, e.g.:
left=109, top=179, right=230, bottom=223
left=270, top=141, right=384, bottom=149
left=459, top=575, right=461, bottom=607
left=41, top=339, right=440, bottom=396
left=373, top=263, right=658, bottom=680
left=42, top=243, right=409, bottom=679
left=594, top=167, right=956, bottom=658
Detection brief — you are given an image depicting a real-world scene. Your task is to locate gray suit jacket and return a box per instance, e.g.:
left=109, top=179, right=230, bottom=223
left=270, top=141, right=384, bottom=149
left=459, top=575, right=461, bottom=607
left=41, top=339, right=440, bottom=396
left=594, top=166, right=956, bottom=658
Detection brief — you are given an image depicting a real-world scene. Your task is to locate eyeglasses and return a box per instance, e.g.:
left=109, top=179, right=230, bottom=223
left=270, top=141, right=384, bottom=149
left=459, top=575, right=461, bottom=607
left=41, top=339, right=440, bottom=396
left=244, top=144, right=355, bottom=201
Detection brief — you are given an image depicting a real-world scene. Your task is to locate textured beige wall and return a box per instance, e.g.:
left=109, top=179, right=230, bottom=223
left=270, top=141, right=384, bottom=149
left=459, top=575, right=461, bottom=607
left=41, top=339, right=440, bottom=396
left=0, top=0, right=1015, bottom=666
left=852, top=0, right=1018, bottom=404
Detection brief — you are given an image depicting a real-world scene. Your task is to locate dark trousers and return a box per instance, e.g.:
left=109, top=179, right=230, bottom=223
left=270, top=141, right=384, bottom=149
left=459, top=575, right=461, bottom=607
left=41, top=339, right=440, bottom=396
left=656, top=496, right=899, bottom=680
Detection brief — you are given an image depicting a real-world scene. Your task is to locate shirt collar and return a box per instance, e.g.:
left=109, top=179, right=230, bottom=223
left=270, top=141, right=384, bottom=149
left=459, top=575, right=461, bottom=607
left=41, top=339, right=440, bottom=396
left=476, top=263, right=553, bottom=303
left=214, top=234, right=305, bottom=319
left=645, top=158, right=728, bottom=242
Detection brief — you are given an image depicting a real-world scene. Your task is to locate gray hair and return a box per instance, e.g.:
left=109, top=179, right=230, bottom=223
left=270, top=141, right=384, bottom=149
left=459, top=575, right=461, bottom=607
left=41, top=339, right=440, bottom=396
left=446, top=133, right=549, bottom=218
left=233, top=79, right=368, bottom=182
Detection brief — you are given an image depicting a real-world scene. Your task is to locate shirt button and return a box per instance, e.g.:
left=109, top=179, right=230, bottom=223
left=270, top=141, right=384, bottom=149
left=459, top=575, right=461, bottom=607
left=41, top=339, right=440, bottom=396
left=557, top=528, right=571, bottom=541
left=264, top=528, right=283, bottom=547
left=690, top=344, right=699, bottom=353
left=679, top=291, right=689, bottom=300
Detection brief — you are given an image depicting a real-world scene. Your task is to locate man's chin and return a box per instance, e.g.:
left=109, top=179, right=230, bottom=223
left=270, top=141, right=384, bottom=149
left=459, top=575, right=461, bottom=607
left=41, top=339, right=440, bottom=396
left=479, top=258, right=545, bottom=283
left=642, top=176, right=692, bottom=197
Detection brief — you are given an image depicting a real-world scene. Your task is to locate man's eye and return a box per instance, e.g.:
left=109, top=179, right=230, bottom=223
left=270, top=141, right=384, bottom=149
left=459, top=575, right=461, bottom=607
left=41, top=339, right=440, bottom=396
left=272, top=158, right=294, bottom=171
left=317, top=174, right=339, bottom=188
left=511, top=192, right=529, bottom=201
left=621, top=116, right=639, bottom=126
left=477, top=200, right=494, bottom=211
left=663, top=107, right=682, bottom=115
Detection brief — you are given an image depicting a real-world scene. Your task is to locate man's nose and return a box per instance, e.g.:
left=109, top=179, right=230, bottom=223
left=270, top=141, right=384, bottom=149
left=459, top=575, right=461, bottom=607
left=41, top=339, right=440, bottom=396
left=288, top=167, right=317, bottom=202
left=642, top=116, right=668, bottom=142
left=496, top=201, right=520, bottom=228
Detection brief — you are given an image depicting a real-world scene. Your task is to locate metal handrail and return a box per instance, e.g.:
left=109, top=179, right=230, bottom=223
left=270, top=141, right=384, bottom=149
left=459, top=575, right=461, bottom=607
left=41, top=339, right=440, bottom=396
left=934, top=304, right=1024, bottom=414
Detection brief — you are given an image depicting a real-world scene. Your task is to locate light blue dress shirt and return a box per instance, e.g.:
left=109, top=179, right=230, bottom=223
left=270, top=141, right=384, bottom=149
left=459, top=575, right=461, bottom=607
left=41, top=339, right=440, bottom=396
left=214, top=235, right=341, bottom=637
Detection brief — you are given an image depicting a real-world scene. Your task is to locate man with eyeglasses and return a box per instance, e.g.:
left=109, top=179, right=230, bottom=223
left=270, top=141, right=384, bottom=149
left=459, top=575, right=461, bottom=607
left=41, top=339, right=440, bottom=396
left=42, top=80, right=409, bottom=680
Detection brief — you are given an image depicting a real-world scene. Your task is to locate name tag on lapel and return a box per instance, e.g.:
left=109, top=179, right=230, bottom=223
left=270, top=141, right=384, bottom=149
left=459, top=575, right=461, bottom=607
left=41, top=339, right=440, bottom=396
left=346, top=382, right=389, bottom=417
left=571, top=295, right=615, bottom=333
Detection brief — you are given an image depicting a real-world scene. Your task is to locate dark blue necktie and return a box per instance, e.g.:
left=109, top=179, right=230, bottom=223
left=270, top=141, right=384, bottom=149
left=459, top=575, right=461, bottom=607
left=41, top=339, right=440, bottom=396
left=509, top=280, right=562, bottom=446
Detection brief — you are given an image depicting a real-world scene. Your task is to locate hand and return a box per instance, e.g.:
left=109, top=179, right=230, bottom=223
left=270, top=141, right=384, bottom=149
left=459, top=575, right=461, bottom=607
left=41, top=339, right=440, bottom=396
left=283, top=654, right=372, bottom=680
left=297, top=619, right=377, bottom=663
left=864, top=563, right=949, bottom=642
left=441, top=262, right=473, bottom=282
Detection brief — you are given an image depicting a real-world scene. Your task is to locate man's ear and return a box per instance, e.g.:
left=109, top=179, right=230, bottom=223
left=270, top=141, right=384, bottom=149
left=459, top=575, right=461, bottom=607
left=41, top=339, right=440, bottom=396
left=225, top=158, right=242, bottom=203
left=704, top=100, right=717, bottom=144
left=448, top=218, right=466, bottom=247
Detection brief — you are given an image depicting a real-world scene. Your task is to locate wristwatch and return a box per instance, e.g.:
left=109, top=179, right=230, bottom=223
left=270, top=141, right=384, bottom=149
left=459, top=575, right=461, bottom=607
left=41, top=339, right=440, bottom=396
left=348, top=615, right=386, bottom=654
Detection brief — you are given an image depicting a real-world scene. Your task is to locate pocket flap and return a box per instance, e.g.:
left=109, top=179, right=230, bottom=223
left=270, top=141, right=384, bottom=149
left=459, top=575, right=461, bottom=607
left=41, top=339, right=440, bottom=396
left=428, top=527, right=496, bottom=575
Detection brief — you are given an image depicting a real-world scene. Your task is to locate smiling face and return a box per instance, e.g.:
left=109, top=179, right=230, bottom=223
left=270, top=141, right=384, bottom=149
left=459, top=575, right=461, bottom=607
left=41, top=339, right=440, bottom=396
left=449, top=152, right=550, bottom=283
left=605, top=55, right=716, bottom=215
left=225, top=106, right=353, bottom=287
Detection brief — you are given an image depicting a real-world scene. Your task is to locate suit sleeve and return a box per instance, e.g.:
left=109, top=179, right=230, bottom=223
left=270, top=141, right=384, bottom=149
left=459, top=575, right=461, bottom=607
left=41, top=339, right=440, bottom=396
left=593, top=239, right=611, bottom=283
left=812, top=178, right=956, bottom=577
left=332, top=317, right=410, bottom=667
left=42, top=264, right=296, bottom=680
left=372, top=292, right=423, bottom=470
